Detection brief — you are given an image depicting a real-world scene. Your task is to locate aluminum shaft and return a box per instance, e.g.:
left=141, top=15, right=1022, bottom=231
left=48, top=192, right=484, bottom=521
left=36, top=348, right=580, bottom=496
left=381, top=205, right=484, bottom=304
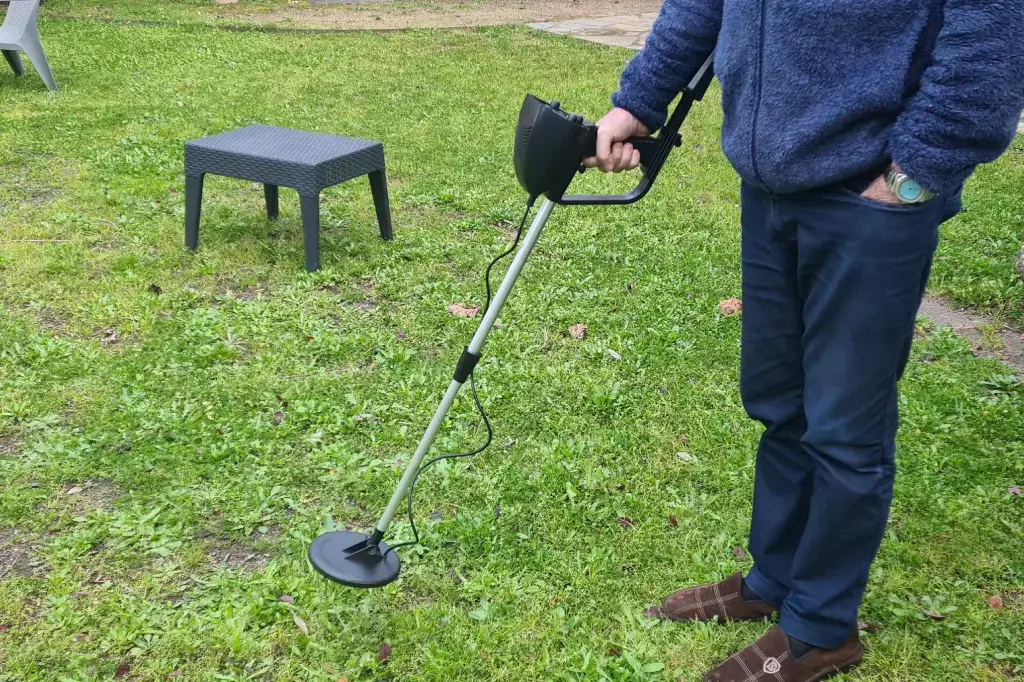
left=374, top=198, right=556, bottom=534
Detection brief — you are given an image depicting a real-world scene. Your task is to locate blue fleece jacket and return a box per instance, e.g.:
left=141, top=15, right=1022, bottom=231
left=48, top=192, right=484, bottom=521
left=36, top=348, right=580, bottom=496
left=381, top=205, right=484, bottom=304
left=611, top=0, right=1024, bottom=195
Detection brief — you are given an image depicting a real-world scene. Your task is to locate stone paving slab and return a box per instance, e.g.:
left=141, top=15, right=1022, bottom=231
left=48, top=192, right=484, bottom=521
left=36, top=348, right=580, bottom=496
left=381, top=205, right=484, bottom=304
left=529, top=13, right=656, bottom=50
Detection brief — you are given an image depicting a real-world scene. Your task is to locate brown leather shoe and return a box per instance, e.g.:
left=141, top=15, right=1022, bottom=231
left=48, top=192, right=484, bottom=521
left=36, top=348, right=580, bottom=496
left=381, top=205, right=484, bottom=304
left=660, top=572, right=776, bottom=623
left=704, top=626, right=863, bottom=682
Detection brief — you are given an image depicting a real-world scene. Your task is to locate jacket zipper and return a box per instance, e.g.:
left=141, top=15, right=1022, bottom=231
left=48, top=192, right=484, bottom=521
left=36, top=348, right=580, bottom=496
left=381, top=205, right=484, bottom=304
left=750, top=0, right=768, bottom=189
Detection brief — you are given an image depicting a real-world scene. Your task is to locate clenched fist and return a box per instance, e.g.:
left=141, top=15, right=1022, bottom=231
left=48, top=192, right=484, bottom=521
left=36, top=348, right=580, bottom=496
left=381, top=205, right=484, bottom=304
left=582, top=107, right=651, bottom=173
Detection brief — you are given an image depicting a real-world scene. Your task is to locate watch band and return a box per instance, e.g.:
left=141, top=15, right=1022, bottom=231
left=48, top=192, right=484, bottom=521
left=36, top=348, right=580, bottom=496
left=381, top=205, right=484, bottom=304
left=885, top=165, right=935, bottom=204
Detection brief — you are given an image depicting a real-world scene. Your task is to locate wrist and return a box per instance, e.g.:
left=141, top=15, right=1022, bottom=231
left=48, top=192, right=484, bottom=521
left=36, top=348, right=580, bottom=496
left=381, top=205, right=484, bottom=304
left=885, top=163, right=935, bottom=204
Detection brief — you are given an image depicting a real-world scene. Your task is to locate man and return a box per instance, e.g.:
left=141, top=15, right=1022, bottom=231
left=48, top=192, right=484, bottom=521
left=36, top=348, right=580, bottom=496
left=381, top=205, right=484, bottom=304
left=586, top=2, right=1024, bottom=680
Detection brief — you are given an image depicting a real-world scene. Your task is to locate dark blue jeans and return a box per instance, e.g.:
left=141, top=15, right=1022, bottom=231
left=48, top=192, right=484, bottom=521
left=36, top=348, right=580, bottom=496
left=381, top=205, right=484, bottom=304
left=739, top=180, right=961, bottom=649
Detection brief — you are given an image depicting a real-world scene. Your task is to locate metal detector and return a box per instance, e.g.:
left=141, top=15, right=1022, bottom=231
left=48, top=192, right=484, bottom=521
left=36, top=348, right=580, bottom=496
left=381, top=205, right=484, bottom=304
left=309, top=55, right=716, bottom=588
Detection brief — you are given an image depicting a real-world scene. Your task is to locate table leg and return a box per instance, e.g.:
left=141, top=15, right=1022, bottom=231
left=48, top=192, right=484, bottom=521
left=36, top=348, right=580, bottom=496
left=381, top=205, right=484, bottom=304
left=299, top=193, right=321, bottom=272
left=185, top=174, right=205, bottom=250
left=264, top=184, right=279, bottom=220
left=368, top=169, right=393, bottom=240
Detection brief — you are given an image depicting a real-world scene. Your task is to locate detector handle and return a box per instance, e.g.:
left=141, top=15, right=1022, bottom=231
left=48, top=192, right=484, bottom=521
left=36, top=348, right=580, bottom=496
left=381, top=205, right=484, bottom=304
left=557, top=53, right=715, bottom=206
left=580, top=133, right=662, bottom=169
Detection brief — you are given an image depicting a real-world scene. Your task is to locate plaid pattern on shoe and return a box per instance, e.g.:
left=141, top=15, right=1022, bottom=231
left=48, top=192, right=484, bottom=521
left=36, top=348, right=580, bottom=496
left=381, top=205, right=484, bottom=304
left=704, top=627, right=863, bottom=682
left=660, top=572, right=776, bottom=623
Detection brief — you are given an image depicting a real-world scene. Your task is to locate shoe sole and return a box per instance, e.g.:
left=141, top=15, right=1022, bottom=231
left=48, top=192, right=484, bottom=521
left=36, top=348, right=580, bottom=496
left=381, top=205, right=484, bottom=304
left=803, top=649, right=864, bottom=682
left=660, top=602, right=777, bottom=624
left=663, top=612, right=775, bottom=624
left=701, top=647, right=863, bottom=681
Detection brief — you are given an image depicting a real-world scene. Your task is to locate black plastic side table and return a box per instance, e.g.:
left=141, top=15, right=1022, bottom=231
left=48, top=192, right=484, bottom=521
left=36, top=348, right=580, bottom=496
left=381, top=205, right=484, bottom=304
left=184, top=124, right=392, bottom=272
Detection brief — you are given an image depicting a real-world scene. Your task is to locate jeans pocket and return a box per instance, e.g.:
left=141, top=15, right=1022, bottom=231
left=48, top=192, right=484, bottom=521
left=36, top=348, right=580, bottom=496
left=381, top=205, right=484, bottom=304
left=836, top=185, right=934, bottom=214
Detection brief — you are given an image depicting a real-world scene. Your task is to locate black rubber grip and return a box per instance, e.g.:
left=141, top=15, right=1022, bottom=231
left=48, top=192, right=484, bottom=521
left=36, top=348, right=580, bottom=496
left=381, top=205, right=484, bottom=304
left=453, top=347, right=481, bottom=384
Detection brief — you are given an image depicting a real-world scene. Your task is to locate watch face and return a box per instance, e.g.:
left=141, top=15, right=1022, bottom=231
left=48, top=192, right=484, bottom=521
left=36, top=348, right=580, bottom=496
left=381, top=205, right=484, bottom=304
left=897, top=178, right=922, bottom=202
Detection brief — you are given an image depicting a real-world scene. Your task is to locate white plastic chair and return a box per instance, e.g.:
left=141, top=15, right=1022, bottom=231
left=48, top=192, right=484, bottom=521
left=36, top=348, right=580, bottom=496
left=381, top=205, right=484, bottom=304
left=1, top=0, right=57, bottom=91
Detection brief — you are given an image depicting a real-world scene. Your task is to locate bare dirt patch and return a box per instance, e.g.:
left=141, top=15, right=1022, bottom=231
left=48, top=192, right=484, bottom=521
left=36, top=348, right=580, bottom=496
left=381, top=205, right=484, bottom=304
left=62, top=480, right=123, bottom=515
left=2, top=165, right=63, bottom=208
left=208, top=279, right=269, bottom=303
left=251, top=524, right=283, bottom=542
left=919, top=296, right=1024, bottom=376
left=223, top=0, right=663, bottom=30
left=25, top=307, right=71, bottom=336
left=0, top=437, right=20, bottom=459
left=204, top=535, right=272, bottom=572
left=341, top=299, right=379, bottom=312
left=0, top=529, right=49, bottom=581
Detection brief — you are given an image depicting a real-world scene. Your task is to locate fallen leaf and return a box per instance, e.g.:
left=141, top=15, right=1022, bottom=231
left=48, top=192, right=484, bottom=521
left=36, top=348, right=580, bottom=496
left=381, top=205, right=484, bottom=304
left=669, top=515, right=679, bottom=527
left=279, top=595, right=294, bottom=604
left=492, top=321, right=502, bottom=329
left=1009, top=487, right=1022, bottom=497
left=275, top=395, right=289, bottom=407
left=101, top=329, right=119, bottom=344
left=114, top=662, right=132, bottom=679
left=273, top=411, right=285, bottom=424
left=923, top=609, right=945, bottom=621
left=293, top=614, right=309, bottom=635
left=396, top=331, right=408, bottom=340
left=337, top=678, right=350, bottom=682
left=66, top=486, right=84, bottom=495
left=378, top=642, right=392, bottom=665
left=0, top=624, right=8, bottom=633
left=719, top=298, right=743, bottom=316
left=617, top=517, right=635, bottom=530
left=446, top=303, right=479, bottom=318
left=569, top=324, right=588, bottom=340
left=732, top=546, right=748, bottom=559
left=480, top=651, right=489, bottom=661
left=858, top=620, right=880, bottom=632
left=643, top=606, right=663, bottom=620
left=606, top=349, right=622, bottom=361
left=321, top=663, right=338, bottom=675
left=987, top=595, right=1004, bottom=610
left=147, top=283, right=163, bottom=295
left=607, top=646, right=622, bottom=657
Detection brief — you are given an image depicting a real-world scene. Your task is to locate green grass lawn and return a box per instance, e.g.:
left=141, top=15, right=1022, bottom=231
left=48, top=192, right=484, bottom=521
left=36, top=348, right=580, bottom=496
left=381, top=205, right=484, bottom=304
left=1, top=16, right=1023, bottom=682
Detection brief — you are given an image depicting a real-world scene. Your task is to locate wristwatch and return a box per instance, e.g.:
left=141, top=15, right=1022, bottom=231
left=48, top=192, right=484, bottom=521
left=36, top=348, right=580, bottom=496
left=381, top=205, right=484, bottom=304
left=885, top=165, right=935, bottom=204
